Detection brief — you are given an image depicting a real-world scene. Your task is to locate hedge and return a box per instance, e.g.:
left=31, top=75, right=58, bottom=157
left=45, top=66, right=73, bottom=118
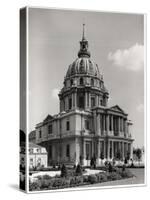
left=29, top=168, right=134, bottom=191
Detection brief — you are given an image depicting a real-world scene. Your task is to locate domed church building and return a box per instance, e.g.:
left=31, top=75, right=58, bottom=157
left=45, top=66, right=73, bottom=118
left=35, top=24, right=134, bottom=166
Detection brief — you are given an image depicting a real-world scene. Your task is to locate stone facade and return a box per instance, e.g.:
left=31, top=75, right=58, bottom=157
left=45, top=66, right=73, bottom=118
left=35, top=24, right=134, bottom=166
left=29, top=143, right=48, bottom=168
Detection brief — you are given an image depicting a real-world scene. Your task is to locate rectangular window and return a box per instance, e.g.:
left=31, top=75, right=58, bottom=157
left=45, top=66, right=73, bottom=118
left=86, top=142, right=92, bottom=160
left=69, top=98, right=72, bottom=110
left=91, top=97, right=95, bottom=107
left=48, top=124, right=53, bottom=134
left=66, top=144, right=70, bottom=157
left=30, top=158, right=33, bottom=162
left=39, top=130, right=42, bottom=138
left=78, top=96, right=84, bottom=109
left=85, top=119, right=90, bottom=130
left=100, top=99, right=103, bottom=106
left=36, top=148, right=40, bottom=153
left=66, top=121, right=70, bottom=131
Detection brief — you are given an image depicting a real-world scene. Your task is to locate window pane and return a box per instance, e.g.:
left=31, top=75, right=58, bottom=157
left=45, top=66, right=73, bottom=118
left=66, top=121, right=70, bottom=130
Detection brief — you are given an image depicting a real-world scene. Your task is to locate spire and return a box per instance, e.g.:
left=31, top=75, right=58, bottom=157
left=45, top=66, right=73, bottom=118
left=78, top=24, right=91, bottom=58
left=82, top=23, right=86, bottom=40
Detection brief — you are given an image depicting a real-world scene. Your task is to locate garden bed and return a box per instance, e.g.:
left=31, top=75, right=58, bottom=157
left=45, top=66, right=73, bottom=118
left=29, top=167, right=134, bottom=191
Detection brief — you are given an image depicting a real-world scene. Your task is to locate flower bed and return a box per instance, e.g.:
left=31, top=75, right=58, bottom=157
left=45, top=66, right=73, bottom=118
left=29, top=167, right=134, bottom=191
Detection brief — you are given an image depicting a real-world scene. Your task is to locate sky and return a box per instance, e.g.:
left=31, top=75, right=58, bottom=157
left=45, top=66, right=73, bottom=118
left=28, top=8, right=144, bottom=148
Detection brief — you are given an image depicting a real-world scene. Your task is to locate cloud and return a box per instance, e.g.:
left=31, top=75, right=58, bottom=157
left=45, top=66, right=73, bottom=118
left=108, top=43, right=144, bottom=71
left=136, top=103, right=144, bottom=112
left=51, top=88, right=60, bottom=99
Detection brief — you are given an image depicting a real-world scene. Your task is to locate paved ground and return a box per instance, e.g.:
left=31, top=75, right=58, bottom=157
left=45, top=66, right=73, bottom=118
left=81, top=168, right=145, bottom=188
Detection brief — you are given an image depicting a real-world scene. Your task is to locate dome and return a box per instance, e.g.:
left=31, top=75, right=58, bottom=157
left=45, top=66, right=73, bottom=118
left=66, top=57, right=101, bottom=78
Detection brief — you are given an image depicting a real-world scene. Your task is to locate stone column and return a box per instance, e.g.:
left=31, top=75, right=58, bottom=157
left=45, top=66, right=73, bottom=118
left=85, top=92, right=88, bottom=109
left=103, top=140, right=106, bottom=159
left=106, top=114, right=109, bottom=135
left=125, top=120, right=127, bottom=136
left=89, top=93, right=91, bottom=108
left=122, top=142, right=124, bottom=160
left=121, top=118, right=123, bottom=132
left=93, top=111, right=97, bottom=133
left=83, top=139, right=86, bottom=166
left=57, top=118, right=60, bottom=136
left=72, top=93, right=74, bottom=109
left=98, top=95, right=100, bottom=106
left=112, top=141, right=114, bottom=159
left=111, top=115, right=113, bottom=132
left=118, top=117, right=120, bottom=136
left=107, top=140, right=110, bottom=160
left=124, top=142, right=126, bottom=158
left=74, top=92, right=77, bottom=109
left=103, top=114, right=105, bottom=135
left=96, top=95, right=99, bottom=107
left=97, top=114, right=101, bottom=135
left=97, top=140, right=100, bottom=159
left=130, top=143, right=133, bottom=159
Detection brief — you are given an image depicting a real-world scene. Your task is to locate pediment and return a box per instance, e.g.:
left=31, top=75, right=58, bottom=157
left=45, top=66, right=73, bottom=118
left=110, top=105, right=125, bottom=114
left=43, top=114, right=53, bottom=122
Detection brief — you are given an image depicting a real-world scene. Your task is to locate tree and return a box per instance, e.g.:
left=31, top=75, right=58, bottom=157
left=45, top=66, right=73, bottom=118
left=61, top=164, right=68, bottom=177
left=75, top=164, right=83, bottom=176
left=135, top=148, right=142, bottom=166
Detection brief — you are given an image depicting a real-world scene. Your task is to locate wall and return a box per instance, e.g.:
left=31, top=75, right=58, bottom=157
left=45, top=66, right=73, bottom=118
left=29, top=153, right=48, bottom=168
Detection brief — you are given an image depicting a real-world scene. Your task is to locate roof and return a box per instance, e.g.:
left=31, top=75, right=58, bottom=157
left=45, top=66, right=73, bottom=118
left=29, top=142, right=45, bottom=149
left=29, top=130, right=36, bottom=139
left=43, top=114, right=54, bottom=123
left=66, top=57, right=101, bottom=79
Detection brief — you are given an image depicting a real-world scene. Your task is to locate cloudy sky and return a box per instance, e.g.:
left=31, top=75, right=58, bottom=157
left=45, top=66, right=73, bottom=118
left=28, top=8, right=144, bottom=148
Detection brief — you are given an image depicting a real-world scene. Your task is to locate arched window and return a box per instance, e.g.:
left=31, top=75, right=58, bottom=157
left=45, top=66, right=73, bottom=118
left=80, top=77, right=84, bottom=85
left=91, top=78, right=94, bottom=86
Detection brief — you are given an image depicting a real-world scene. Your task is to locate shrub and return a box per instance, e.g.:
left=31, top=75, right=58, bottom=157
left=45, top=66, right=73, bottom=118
left=88, top=174, right=98, bottom=184
left=39, top=179, right=51, bottom=189
left=120, top=169, right=133, bottom=178
left=29, top=181, right=40, bottom=191
left=42, top=174, right=51, bottom=180
left=52, top=178, right=65, bottom=188
left=83, top=175, right=89, bottom=183
left=96, top=173, right=107, bottom=182
left=70, top=176, right=83, bottom=186
left=61, top=164, right=68, bottom=177
left=75, top=164, right=83, bottom=176
left=108, top=163, right=113, bottom=172
left=108, top=172, right=122, bottom=181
